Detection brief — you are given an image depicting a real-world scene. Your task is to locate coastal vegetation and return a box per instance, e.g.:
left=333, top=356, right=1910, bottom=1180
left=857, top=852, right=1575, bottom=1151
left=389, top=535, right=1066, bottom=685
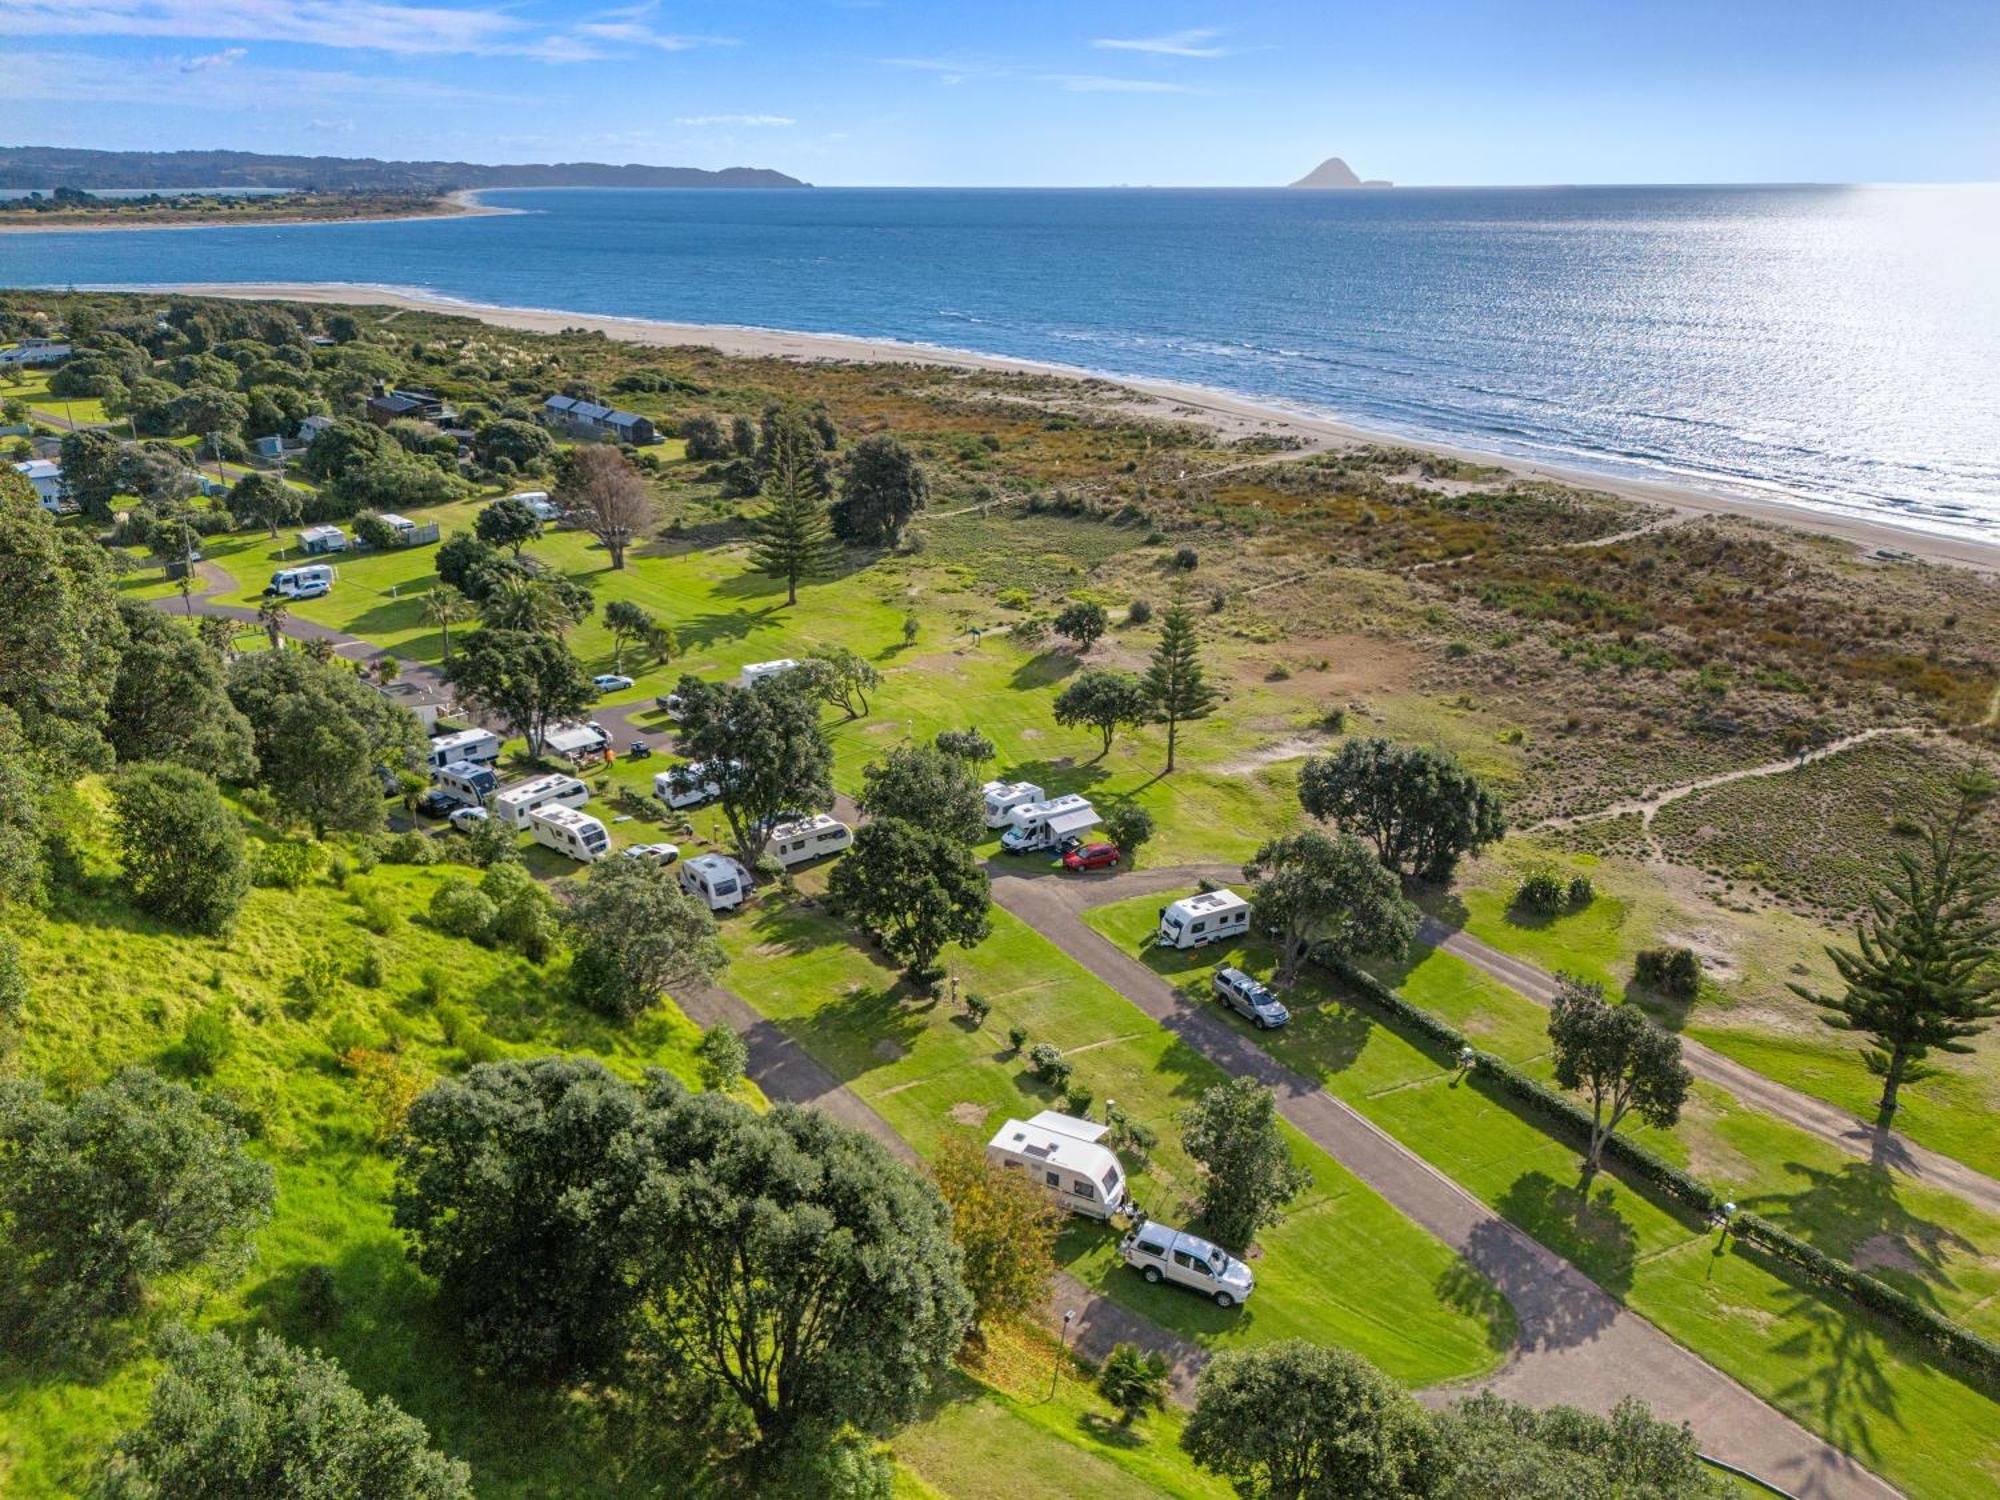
left=0, top=187, right=462, bottom=231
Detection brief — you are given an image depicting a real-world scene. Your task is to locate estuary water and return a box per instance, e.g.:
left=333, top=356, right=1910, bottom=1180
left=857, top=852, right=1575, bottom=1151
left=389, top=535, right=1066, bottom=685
left=4, top=183, right=1997, bottom=539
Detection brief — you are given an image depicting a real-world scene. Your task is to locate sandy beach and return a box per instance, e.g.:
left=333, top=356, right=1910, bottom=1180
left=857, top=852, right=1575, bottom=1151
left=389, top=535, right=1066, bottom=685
left=149, top=280, right=2000, bottom=572
left=0, top=191, right=512, bottom=236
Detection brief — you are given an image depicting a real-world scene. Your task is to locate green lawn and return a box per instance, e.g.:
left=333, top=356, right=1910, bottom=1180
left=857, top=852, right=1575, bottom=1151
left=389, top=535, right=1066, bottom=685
left=1080, top=892, right=2000, bottom=1500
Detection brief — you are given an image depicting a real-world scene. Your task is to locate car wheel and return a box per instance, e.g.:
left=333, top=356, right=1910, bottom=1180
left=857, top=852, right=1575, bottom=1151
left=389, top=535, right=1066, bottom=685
left=1256, top=1017, right=1269, bottom=1030
left=1213, top=1291, right=1235, bottom=1309
left=1142, top=1266, right=1162, bottom=1285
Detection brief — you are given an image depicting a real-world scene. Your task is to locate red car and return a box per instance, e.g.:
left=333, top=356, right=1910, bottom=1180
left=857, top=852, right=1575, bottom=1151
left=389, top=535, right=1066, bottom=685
left=1062, top=841, right=1121, bottom=871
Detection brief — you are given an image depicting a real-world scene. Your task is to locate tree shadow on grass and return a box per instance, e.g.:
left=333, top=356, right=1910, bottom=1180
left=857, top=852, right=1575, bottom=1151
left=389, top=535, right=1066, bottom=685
left=781, top=975, right=932, bottom=1084
left=1620, top=975, right=1698, bottom=1033
left=1076, top=1411, right=1148, bottom=1448
left=1010, top=651, right=1083, bottom=692
left=674, top=606, right=776, bottom=651
left=1281, top=998, right=1374, bottom=1079
left=1493, top=1168, right=1640, bottom=1303
left=1433, top=1254, right=1520, bottom=1355
left=1740, top=1239, right=1900, bottom=1468
left=1742, top=1159, right=1976, bottom=1314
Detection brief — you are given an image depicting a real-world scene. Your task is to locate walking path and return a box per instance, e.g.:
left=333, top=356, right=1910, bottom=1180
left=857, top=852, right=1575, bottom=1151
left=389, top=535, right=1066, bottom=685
left=991, top=865, right=1898, bottom=1500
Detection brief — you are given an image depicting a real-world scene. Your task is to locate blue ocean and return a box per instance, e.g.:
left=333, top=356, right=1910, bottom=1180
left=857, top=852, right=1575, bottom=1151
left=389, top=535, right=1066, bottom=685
left=4, top=184, right=1997, bottom=539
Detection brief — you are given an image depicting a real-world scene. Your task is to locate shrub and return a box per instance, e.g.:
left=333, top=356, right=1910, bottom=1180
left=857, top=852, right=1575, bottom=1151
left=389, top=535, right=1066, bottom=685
left=1172, top=546, right=1199, bottom=570
left=296, top=1262, right=342, bottom=1328
left=1635, top=946, right=1702, bottom=1000
left=289, top=952, right=342, bottom=1013
left=1125, top=598, right=1153, bottom=625
left=179, top=1005, right=235, bottom=1076
left=414, top=965, right=451, bottom=1009
left=350, top=883, right=399, bottom=935
left=1514, top=868, right=1568, bottom=915
left=1103, top=1100, right=1159, bottom=1159
left=326, top=1014, right=374, bottom=1061
left=429, top=881, right=498, bottom=943
left=355, top=948, right=387, bottom=989
left=1566, top=874, right=1596, bottom=907
left=1320, top=705, right=1347, bottom=733
left=963, top=992, right=993, bottom=1026
left=1062, top=1081, right=1095, bottom=1117
left=1006, top=1024, right=1030, bottom=1054
left=1027, top=1042, right=1072, bottom=1089
left=252, top=839, right=320, bottom=891
left=380, top=831, right=439, bottom=866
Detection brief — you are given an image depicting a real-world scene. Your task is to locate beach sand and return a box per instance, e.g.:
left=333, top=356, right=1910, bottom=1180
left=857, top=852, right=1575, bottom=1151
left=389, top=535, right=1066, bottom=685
left=152, top=280, right=2000, bottom=572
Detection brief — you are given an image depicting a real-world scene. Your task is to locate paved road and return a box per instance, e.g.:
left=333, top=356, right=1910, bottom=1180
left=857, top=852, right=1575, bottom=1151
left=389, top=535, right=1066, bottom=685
left=995, top=865, right=1899, bottom=1500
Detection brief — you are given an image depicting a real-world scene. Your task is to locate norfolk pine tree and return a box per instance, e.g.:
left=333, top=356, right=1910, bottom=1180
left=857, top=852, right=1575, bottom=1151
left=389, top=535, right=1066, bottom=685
left=1142, top=601, right=1216, bottom=772
left=749, top=410, right=838, bottom=605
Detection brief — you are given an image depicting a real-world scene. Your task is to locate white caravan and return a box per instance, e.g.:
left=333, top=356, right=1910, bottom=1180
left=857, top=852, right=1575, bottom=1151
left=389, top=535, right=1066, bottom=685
left=1157, top=889, right=1251, bottom=950
left=528, top=804, right=610, bottom=863
left=491, top=773, right=589, bottom=830
left=540, top=720, right=610, bottom=760
left=433, top=760, right=500, bottom=808
left=985, top=1111, right=1129, bottom=1221
left=1000, top=795, right=1099, bottom=854
left=738, top=658, right=800, bottom=691
left=265, top=564, right=336, bottom=600
left=981, top=780, right=1046, bottom=829
left=679, top=852, right=752, bottom=912
left=503, top=490, right=562, bottom=521
left=654, top=762, right=723, bottom=811
left=764, top=814, right=853, bottom=869
left=426, top=727, right=502, bottom=770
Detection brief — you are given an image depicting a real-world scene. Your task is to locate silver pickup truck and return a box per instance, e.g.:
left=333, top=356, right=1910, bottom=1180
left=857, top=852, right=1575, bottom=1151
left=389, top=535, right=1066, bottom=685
left=1119, top=1220, right=1255, bottom=1308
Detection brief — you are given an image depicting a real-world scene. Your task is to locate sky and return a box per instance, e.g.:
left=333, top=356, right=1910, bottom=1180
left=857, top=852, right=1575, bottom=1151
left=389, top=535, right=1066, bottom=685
left=3, top=0, right=1998, bottom=186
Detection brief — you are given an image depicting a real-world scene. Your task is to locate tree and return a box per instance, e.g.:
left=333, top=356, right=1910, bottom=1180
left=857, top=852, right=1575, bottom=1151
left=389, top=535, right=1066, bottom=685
left=1054, top=600, right=1109, bottom=652
left=354, top=511, right=400, bottom=551
left=59, top=428, right=123, bottom=520
left=1182, top=1341, right=1436, bottom=1500
left=166, top=383, right=248, bottom=439
left=230, top=471, right=301, bottom=538
left=1053, top=669, right=1149, bottom=759
left=477, top=569, right=592, bottom=634
left=858, top=744, right=986, bottom=846
left=109, top=763, right=249, bottom=935
left=1102, top=802, right=1155, bottom=864
left=930, top=1135, right=1062, bottom=1336
left=641, top=617, right=678, bottom=666
left=435, top=531, right=502, bottom=595
left=0, top=931, right=25, bottom=1061
left=562, top=858, right=726, bottom=1022
left=0, top=709, right=51, bottom=907
left=623, top=1092, right=973, bottom=1446
left=557, top=444, right=652, bottom=569
left=603, top=598, right=653, bottom=674
left=450, top=628, right=595, bottom=758
left=1297, top=739, right=1506, bottom=883
left=828, top=819, right=992, bottom=983
left=106, top=602, right=255, bottom=781
left=696, top=1022, right=748, bottom=1094
left=671, top=674, right=834, bottom=863
left=475, top=417, right=554, bottom=471
left=256, top=594, right=289, bottom=652
left=1142, top=602, right=1216, bottom=773
left=749, top=410, right=839, bottom=605
left=392, top=1056, right=647, bottom=1380
left=92, top=1326, right=471, bottom=1500
left=1790, top=777, right=2000, bottom=1121
left=475, top=494, right=542, bottom=557
left=801, top=646, right=882, bottom=719
left=730, top=413, right=757, bottom=457
left=934, top=726, right=996, bottom=763
left=421, top=583, right=473, bottom=665
left=301, top=416, right=391, bottom=482
left=832, top=434, right=929, bottom=546
left=1245, top=830, right=1417, bottom=985
left=1097, top=1344, right=1171, bottom=1428
left=1547, top=977, right=1692, bottom=1173
left=1179, top=1077, right=1311, bottom=1251
left=1430, top=1391, right=1726, bottom=1500
left=681, top=413, right=730, bottom=461
left=0, top=1068, right=274, bottom=1340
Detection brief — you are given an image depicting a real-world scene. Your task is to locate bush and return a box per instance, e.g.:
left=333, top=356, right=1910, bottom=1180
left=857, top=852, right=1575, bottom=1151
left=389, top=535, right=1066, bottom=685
left=1027, top=1042, right=1072, bottom=1090
left=252, top=840, right=320, bottom=891
left=296, top=1262, right=343, bottom=1328
left=1062, top=1081, right=1095, bottom=1117
left=179, top=1005, right=235, bottom=1076
left=1172, top=546, right=1199, bottom=570
left=963, top=992, right=993, bottom=1026
left=327, top=1014, right=374, bottom=1061
left=355, top=948, right=387, bottom=989
left=414, top=965, right=451, bottom=1009
left=1514, top=868, right=1568, bottom=915
left=350, top=883, right=399, bottom=935
left=1006, top=1024, right=1030, bottom=1054
left=429, top=881, right=498, bottom=943
left=1125, top=598, right=1153, bottom=625
left=1635, top=946, right=1702, bottom=1000
left=1566, top=874, right=1595, bottom=907
left=289, top=952, right=342, bottom=1013
left=380, top=831, right=439, bottom=866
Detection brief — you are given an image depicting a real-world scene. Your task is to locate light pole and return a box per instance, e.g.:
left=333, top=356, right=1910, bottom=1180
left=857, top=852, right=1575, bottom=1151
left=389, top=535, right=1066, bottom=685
left=1050, top=1309, right=1075, bottom=1398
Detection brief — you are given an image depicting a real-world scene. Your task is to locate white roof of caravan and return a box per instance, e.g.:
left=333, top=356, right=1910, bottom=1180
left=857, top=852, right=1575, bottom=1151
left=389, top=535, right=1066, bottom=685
left=684, top=852, right=749, bottom=879
left=494, top=773, right=585, bottom=805
left=430, top=728, right=493, bottom=748
left=541, top=721, right=608, bottom=753
left=768, top=814, right=846, bottom=842
left=1026, top=1109, right=1109, bottom=1143
left=377, top=513, right=415, bottom=528
left=530, top=804, right=604, bottom=831
left=988, top=1114, right=1123, bottom=1180
left=1166, top=888, right=1248, bottom=917
left=741, top=658, right=799, bottom=676
left=983, top=779, right=1041, bottom=801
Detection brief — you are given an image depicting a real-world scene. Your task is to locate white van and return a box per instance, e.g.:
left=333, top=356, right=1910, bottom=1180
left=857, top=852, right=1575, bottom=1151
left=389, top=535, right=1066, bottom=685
left=738, top=658, right=800, bottom=691
left=426, top=727, right=502, bottom=770
left=1158, top=889, right=1251, bottom=950
left=680, top=852, right=751, bottom=912
left=491, top=773, right=589, bottom=830
left=529, top=804, right=610, bottom=863
left=985, top=1111, right=1129, bottom=1221
left=433, top=760, right=500, bottom=807
left=764, top=814, right=853, bottom=869
left=266, top=564, right=336, bottom=600
left=654, top=762, right=722, bottom=811
left=981, top=780, right=1046, bottom=829
left=1000, top=795, right=1099, bottom=854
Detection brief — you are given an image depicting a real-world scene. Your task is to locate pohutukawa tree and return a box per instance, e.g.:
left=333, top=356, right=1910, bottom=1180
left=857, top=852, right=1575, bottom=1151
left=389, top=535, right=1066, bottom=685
left=798, top=646, right=882, bottom=720
left=1546, top=976, right=1692, bottom=1173
left=670, top=673, right=834, bottom=864
left=1053, top=668, right=1150, bottom=760
left=556, top=444, right=652, bottom=570
left=828, top=818, right=992, bottom=983
left=832, top=433, right=929, bottom=547
left=1244, top=829, right=1417, bottom=985
left=1297, top=738, right=1506, bottom=883
left=931, top=1134, right=1063, bottom=1337
left=857, top=743, right=987, bottom=846
left=474, top=493, right=542, bottom=557
left=1142, top=601, right=1217, bottom=773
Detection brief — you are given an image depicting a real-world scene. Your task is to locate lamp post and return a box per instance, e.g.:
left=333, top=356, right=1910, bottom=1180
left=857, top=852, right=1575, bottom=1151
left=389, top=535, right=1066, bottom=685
left=1456, top=1044, right=1476, bottom=1075
left=1051, top=1309, right=1074, bottom=1398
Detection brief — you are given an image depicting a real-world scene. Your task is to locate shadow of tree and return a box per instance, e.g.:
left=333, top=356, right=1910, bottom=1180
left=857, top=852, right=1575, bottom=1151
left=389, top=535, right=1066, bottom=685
left=1010, top=651, right=1083, bottom=691
left=1743, top=1240, right=1898, bottom=1468
left=1281, top=998, right=1375, bottom=1078
left=1434, top=1254, right=1520, bottom=1354
left=1742, top=1160, right=1975, bottom=1313
left=1621, top=976, right=1698, bottom=1033
left=674, top=607, right=775, bottom=651
left=1494, top=1169, right=1640, bottom=1301
left=1077, top=1410, right=1149, bottom=1447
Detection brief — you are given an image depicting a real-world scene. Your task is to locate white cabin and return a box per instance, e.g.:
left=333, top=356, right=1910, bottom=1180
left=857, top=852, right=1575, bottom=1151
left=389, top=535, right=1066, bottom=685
left=266, top=564, right=335, bottom=600
left=679, top=852, right=752, bottom=912
left=985, top=1111, right=1129, bottom=1221
left=427, top=727, right=502, bottom=770
left=529, top=804, right=610, bottom=863
left=981, top=780, right=1046, bottom=829
left=738, top=658, right=800, bottom=691
left=1158, top=889, right=1251, bottom=950
left=764, top=814, right=853, bottom=869
left=491, top=773, right=589, bottom=830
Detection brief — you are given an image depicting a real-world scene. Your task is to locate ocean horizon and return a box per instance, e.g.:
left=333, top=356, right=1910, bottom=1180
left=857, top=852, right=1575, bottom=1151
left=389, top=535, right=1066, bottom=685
left=5, top=183, right=1997, bottom=540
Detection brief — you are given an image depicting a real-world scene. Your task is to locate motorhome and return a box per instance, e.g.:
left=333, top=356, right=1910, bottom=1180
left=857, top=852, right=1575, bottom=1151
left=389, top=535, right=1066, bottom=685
left=1119, top=1221, right=1255, bottom=1308
left=985, top=1111, right=1129, bottom=1221
left=679, top=852, right=752, bottom=912
left=1000, top=795, right=1100, bottom=854
left=763, top=814, right=853, bottom=869
left=265, top=564, right=335, bottom=600
left=981, top=780, right=1046, bottom=829
left=541, top=720, right=610, bottom=761
left=654, top=762, right=722, bottom=811
left=528, top=805, right=610, bottom=863
left=491, top=773, right=589, bottom=830
left=738, top=658, right=800, bottom=691
left=433, top=760, right=500, bottom=808
left=426, top=728, right=502, bottom=770
left=503, top=490, right=562, bottom=521
left=1157, top=889, right=1251, bottom=949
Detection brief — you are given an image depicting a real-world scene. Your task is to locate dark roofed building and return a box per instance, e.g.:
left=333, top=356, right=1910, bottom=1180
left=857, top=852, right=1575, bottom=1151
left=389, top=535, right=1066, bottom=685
left=540, top=393, right=658, bottom=445
left=366, top=387, right=455, bottom=427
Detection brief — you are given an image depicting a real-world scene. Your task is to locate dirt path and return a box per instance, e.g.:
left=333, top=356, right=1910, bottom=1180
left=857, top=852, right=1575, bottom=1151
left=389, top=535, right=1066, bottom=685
left=994, top=864, right=1898, bottom=1500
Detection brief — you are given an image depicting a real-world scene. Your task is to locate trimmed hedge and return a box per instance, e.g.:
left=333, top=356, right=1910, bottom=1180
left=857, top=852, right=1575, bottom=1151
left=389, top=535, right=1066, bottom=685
left=1317, top=951, right=2000, bottom=1388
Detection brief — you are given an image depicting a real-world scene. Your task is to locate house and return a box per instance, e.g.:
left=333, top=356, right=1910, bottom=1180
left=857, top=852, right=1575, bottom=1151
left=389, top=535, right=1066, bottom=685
left=296, top=524, right=349, bottom=554
left=540, top=394, right=658, bottom=445
left=12, top=459, right=64, bottom=513
left=298, top=414, right=336, bottom=444
left=365, top=388, right=455, bottom=427
left=0, top=338, right=71, bottom=368
left=251, top=434, right=287, bottom=459
left=985, top=1111, right=1129, bottom=1220
left=374, top=679, right=448, bottom=731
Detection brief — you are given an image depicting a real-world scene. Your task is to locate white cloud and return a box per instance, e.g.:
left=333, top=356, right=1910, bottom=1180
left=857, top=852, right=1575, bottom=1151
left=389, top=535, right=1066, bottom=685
left=573, top=20, right=736, bottom=51
left=8, top=47, right=508, bottom=105
left=178, top=44, right=243, bottom=71
left=1043, top=74, right=1200, bottom=94
left=673, top=113, right=794, bottom=127
left=1091, top=27, right=1231, bottom=58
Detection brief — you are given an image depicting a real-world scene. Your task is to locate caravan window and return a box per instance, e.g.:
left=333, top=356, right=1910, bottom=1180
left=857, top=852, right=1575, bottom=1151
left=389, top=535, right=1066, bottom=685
left=815, top=829, right=844, bottom=846
left=1101, top=1167, right=1121, bottom=1194
left=1044, top=1170, right=1062, bottom=1189
left=1072, top=1181, right=1095, bottom=1201
left=713, top=879, right=738, bottom=896
left=1192, top=920, right=1208, bottom=933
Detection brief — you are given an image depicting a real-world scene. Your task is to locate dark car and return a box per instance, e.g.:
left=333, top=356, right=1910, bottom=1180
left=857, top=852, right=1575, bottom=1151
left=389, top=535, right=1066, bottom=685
left=1211, top=966, right=1290, bottom=1029
left=415, top=788, right=460, bottom=819
left=1062, top=841, right=1122, bottom=871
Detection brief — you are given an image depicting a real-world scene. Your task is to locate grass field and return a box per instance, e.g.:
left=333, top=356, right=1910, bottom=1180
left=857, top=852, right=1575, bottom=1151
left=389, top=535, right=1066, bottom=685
left=1079, top=893, right=2000, bottom=1500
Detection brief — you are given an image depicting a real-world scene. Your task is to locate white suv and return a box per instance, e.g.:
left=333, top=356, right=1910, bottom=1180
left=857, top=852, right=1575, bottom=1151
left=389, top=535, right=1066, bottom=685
left=1119, top=1221, right=1255, bottom=1308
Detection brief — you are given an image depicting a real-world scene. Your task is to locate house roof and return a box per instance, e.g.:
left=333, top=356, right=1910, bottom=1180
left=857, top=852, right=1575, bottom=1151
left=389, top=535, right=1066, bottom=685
left=606, top=409, right=649, bottom=428
left=543, top=395, right=578, bottom=412
left=14, top=459, right=59, bottom=480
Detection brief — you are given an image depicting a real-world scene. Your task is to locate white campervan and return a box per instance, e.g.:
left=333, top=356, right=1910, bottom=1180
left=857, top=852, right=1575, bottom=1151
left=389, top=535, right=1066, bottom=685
left=985, top=1111, right=1129, bottom=1221
left=504, top=490, right=562, bottom=521
left=265, top=564, right=335, bottom=600
left=738, top=658, right=800, bottom=691
left=1157, top=889, right=1251, bottom=950
left=1000, top=794, right=1099, bottom=854
left=529, top=804, right=610, bottom=863
left=426, top=728, right=502, bottom=770
left=654, top=762, right=723, bottom=811
left=981, top=780, right=1046, bottom=829
left=491, top=773, right=589, bottom=830
left=679, top=852, right=752, bottom=912
left=541, top=720, right=610, bottom=761
left=764, top=814, right=853, bottom=869
left=433, top=760, right=500, bottom=808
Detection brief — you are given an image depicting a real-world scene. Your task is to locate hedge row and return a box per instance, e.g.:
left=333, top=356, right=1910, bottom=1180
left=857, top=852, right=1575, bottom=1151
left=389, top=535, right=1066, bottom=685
left=1316, top=951, right=2000, bottom=1389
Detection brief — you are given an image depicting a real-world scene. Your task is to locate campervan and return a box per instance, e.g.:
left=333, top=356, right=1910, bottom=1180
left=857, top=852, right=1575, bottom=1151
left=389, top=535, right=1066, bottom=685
left=738, top=658, right=800, bottom=691
left=1000, top=795, right=1099, bottom=854
left=679, top=852, right=751, bottom=912
left=981, top=780, right=1046, bottom=829
left=540, top=720, right=610, bottom=761
left=433, top=760, right=499, bottom=808
left=528, top=805, right=610, bottom=863
left=504, top=490, right=562, bottom=521
left=491, top=773, right=589, bottom=830
left=763, top=814, right=852, bottom=869
left=265, top=564, right=335, bottom=600
left=426, top=728, right=502, bottom=770
left=654, top=762, right=723, bottom=811
left=985, top=1111, right=1129, bottom=1221
left=1157, top=889, right=1251, bottom=950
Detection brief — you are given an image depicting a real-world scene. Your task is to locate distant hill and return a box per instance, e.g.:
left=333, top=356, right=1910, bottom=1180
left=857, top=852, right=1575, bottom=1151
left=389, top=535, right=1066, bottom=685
left=0, top=146, right=808, bottom=192
left=1288, top=157, right=1392, bottom=189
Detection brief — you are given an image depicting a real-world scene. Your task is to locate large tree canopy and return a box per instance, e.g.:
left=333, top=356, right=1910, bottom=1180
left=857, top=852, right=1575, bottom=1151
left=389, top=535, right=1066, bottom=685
left=857, top=743, right=986, bottom=846
left=1298, top=738, right=1505, bottom=883
left=108, top=762, right=249, bottom=935
left=832, top=434, right=929, bottom=547
left=1245, top=829, right=1417, bottom=984
left=1178, top=1077, right=1312, bottom=1252
left=562, top=858, right=726, bottom=1022
left=671, top=673, right=834, bottom=863
left=1547, top=977, right=1692, bottom=1172
left=106, top=602, right=255, bottom=781
left=828, top=818, right=992, bottom=983
left=449, top=628, right=595, bottom=758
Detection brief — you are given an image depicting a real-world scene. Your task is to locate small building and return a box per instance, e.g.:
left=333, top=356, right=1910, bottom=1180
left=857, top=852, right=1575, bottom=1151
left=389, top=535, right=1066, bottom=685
left=298, top=414, right=336, bottom=444
left=985, top=1111, right=1129, bottom=1220
left=12, top=458, right=64, bottom=513
left=1157, top=889, right=1251, bottom=950
left=0, top=339, right=71, bottom=367
left=295, top=524, right=348, bottom=554
left=251, top=434, right=287, bottom=459
left=365, top=388, right=455, bottom=427
left=374, top=678, right=447, bottom=731
left=540, top=394, right=658, bottom=445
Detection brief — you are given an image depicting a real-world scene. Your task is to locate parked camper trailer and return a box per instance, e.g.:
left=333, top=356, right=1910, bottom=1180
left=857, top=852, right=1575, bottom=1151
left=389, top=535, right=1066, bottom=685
left=679, top=852, right=751, bottom=912
left=738, top=658, right=800, bottom=691
left=540, top=720, right=610, bottom=761
left=265, top=564, right=335, bottom=600
left=1000, top=795, right=1100, bottom=854
left=426, top=728, right=502, bottom=770
left=1157, top=889, right=1251, bottom=949
left=985, top=1111, right=1129, bottom=1221
left=503, top=490, right=562, bottom=521
left=433, top=760, right=499, bottom=808
left=981, top=780, right=1046, bottom=829
left=491, top=773, right=589, bottom=830
left=529, top=805, right=610, bottom=863
left=654, top=762, right=723, bottom=811
left=764, top=814, right=853, bottom=869
left=295, top=524, right=348, bottom=554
